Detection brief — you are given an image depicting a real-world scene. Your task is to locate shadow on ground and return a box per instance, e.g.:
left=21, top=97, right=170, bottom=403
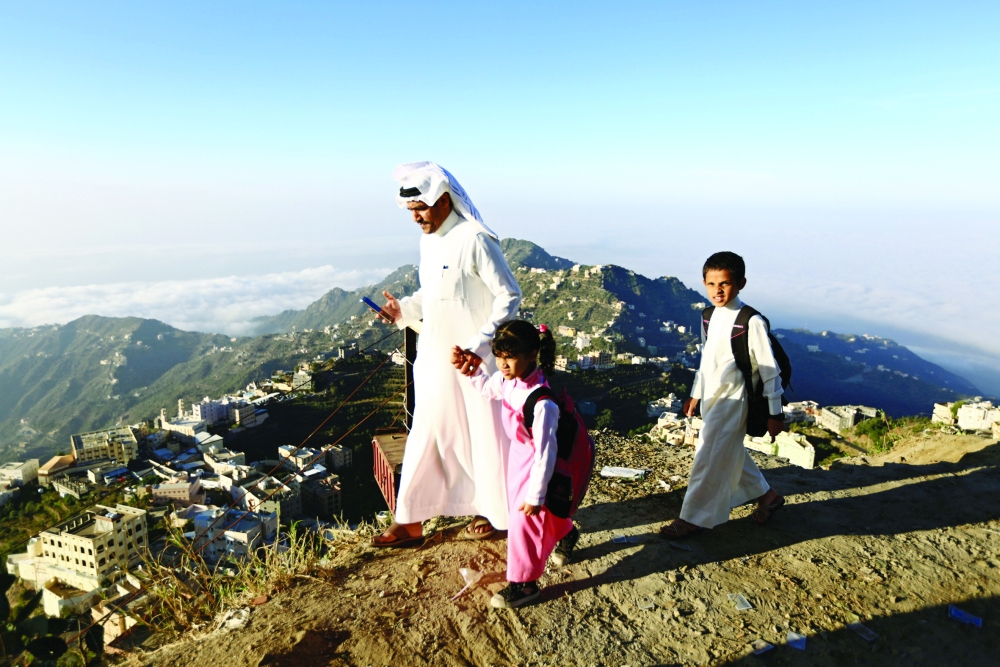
left=554, top=442, right=1000, bottom=596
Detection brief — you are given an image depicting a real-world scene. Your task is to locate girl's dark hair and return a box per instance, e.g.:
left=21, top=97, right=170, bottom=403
left=491, top=319, right=556, bottom=375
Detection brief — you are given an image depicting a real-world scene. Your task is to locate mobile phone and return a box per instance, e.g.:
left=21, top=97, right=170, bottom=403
left=361, top=297, right=393, bottom=323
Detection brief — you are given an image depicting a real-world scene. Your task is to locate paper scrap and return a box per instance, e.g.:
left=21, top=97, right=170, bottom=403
left=728, top=593, right=752, bottom=611
left=847, top=622, right=878, bottom=641
left=600, top=466, right=647, bottom=479
left=786, top=630, right=806, bottom=650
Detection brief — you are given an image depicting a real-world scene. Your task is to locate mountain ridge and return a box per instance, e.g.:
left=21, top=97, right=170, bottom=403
left=0, top=239, right=981, bottom=462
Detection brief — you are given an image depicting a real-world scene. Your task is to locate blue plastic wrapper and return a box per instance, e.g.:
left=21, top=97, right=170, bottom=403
left=948, top=605, right=983, bottom=627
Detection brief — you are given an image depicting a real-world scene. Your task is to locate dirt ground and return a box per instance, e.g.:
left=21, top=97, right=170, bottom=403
left=133, top=430, right=1000, bottom=667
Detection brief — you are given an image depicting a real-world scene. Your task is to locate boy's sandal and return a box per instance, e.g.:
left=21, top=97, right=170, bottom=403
left=751, top=495, right=785, bottom=525
left=460, top=516, right=497, bottom=541
left=659, top=520, right=703, bottom=539
left=370, top=528, right=425, bottom=549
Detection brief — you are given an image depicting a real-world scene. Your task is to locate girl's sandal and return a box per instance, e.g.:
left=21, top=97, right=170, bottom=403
left=751, top=495, right=785, bottom=525
left=659, top=520, right=703, bottom=539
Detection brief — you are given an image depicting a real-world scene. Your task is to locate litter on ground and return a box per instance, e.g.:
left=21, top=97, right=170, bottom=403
left=786, top=630, right=807, bottom=650
left=600, top=466, right=647, bottom=479
left=450, top=568, right=483, bottom=601
left=751, top=639, right=774, bottom=655
left=846, top=621, right=879, bottom=641
left=727, top=593, right=752, bottom=611
left=948, top=605, right=983, bottom=627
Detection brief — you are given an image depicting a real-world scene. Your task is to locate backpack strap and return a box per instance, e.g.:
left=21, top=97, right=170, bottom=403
left=731, top=306, right=761, bottom=402
left=702, top=306, right=715, bottom=338
left=523, top=387, right=556, bottom=430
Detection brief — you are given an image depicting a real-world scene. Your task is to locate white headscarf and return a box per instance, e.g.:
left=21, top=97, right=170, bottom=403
left=392, top=162, right=498, bottom=240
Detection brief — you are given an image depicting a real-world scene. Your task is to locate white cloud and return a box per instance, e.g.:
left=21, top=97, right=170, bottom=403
left=0, top=266, right=393, bottom=336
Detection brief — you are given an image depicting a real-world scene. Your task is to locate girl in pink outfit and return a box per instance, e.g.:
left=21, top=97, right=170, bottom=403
left=452, top=320, right=578, bottom=608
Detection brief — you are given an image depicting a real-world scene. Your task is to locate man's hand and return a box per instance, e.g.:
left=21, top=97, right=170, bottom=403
left=767, top=417, right=784, bottom=442
left=518, top=502, right=541, bottom=517
left=451, top=347, right=482, bottom=376
left=450, top=345, right=467, bottom=371
left=377, top=290, right=402, bottom=325
left=682, top=397, right=699, bottom=418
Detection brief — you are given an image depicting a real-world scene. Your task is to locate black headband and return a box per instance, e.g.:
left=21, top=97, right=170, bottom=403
left=399, top=186, right=422, bottom=198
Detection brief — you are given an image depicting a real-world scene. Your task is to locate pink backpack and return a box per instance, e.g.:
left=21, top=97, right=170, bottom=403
left=523, top=387, right=596, bottom=518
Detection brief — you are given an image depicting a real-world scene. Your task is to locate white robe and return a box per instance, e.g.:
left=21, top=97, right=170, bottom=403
left=680, top=297, right=782, bottom=529
left=393, top=211, right=521, bottom=529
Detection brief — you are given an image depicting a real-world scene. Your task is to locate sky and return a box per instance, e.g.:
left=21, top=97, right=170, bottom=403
left=2, top=2, right=999, bottom=393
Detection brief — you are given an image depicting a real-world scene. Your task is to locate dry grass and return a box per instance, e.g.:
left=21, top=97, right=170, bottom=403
left=135, top=517, right=385, bottom=640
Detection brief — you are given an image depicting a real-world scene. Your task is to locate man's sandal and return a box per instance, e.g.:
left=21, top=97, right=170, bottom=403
left=460, top=516, right=497, bottom=541
left=659, top=520, right=703, bottom=539
left=751, top=495, right=785, bottom=525
left=370, top=528, right=425, bottom=549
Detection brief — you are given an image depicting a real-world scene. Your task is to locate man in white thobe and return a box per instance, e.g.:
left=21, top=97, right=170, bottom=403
left=372, top=162, right=521, bottom=547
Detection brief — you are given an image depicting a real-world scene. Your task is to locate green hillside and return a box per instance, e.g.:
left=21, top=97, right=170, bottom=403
left=0, top=316, right=401, bottom=463
left=249, top=265, right=419, bottom=335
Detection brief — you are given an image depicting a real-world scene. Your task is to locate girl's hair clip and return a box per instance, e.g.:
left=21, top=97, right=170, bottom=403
left=538, top=324, right=549, bottom=333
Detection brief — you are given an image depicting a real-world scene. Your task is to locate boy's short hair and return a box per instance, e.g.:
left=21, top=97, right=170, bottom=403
left=702, top=251, right=746, bottom=282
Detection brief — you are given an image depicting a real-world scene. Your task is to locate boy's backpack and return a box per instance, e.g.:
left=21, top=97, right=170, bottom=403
left=522, top=387, right=596, bottom=519
left=702, top=305, right=793, bottom=438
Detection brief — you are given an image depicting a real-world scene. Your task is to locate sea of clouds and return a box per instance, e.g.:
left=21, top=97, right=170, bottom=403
left=0, top=266, right=392, bottom=337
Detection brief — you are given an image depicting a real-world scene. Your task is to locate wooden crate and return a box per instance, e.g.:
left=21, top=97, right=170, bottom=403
left=372, top=427, right=408, bottom=513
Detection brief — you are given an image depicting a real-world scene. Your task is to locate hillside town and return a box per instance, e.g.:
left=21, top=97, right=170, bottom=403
left=0, top=361, right=360, bottom=649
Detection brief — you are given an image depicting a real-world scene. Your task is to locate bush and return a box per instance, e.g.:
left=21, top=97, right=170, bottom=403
left=595, top=409, right=615, bottom=430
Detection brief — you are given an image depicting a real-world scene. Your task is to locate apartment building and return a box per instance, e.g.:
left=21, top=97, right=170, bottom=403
left=817, top=405, right=877, bottom=435
left=301, top=475, right=342, bottom=517
left=956, top=400, right=998, bottom=432
left=151, top=478, right=205, bottom=508
left=783, top=401, right=820, bottom=424
left=647, top=394, right=682, bottom=419
left=192, top=507, right=278, bottom=563
left=326, top=444, right=353, bottom=470
left=203, top=446, right=246, bottom=475
left=223, top=467, right=301, bottom=523
left=6, top=504, right=147, bottom=592
left=278, top=444, right=324, bottom=473
left=70, top=427, right=139, bottom=465
left=0, top=459, right=40, bottom=487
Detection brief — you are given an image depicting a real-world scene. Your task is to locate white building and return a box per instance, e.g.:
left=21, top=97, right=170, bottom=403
left=647, top=394, right=682, bottom=419
left=151, top=478, right=205, bottom=508
left=783, top=401, right=820, bottom=424
left=326, top=444, right=353, bottom=470
left=6, top=504, right=147, bottom=593
left=191, top=507, right=278, bottom=563
left=203, top=446, right=246, bottom=475
left=957, top=400, right=998, bottom=432
left=0, top=459, right=40, bottom=487
left=577, top=350, right=612, bottom=370
left=71, top=427, right=139, bottom=465
left=291, top=369, right=313, bottom=392
left=158, top=409, right=206, bottom=445
left=817, top=405, right=878, bottom=434
left=278, top=444, right=324, bottom=473
left=191, top=397, right=232, bottom=427
left=931, top=402, right=956, bottom=426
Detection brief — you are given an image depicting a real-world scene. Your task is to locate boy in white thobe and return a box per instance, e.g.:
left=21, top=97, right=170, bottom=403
left=372, top=162, right=521, bottom=548
left=662, top=251, right=785, bottom=538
